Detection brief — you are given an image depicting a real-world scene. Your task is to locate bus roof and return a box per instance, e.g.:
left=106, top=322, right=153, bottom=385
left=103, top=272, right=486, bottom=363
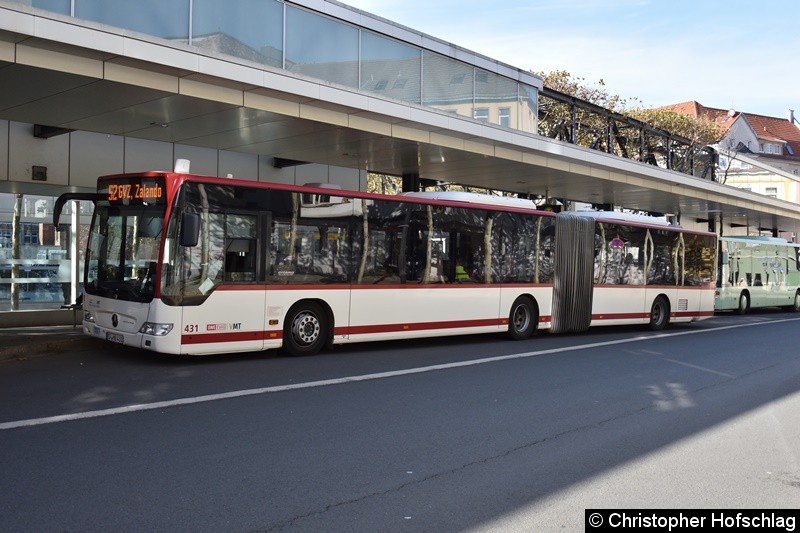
left=573, top=210, right=672, bottom=227
left=721, top=235, right=796, bottom=245
left=398, top=191, right=540, bottom=210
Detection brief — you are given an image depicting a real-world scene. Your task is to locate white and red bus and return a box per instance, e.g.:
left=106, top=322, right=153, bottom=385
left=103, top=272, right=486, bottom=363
left=55, top=169, right=717, bottom=355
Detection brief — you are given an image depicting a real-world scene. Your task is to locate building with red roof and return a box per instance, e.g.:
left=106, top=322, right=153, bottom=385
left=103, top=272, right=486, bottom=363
left=662, top=101, right=800, bottom=206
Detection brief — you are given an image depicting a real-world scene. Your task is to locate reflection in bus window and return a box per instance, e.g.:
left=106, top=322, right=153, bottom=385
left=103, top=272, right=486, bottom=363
left=684, top=233, right=716, bottom=286
left=268, top=192, right=353, bottom=284
left=648, top=229, right=678, bottom=286
left=594, top=223, right=643, bottom=285
left=355, top=199, right=406, bottom=284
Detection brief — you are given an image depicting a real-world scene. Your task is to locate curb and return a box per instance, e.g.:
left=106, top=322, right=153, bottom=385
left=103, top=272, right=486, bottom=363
left=0, top=337, right=102, bottom=361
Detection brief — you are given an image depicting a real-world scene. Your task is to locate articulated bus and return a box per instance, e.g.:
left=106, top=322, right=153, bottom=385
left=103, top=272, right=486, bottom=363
left=55, top=169, right=717, bottom=356
left=716, top=235, right=800, bottom=313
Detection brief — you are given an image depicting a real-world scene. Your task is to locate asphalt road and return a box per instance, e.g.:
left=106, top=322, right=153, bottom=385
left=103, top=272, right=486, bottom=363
left=2, top=311, right=800, bottom=531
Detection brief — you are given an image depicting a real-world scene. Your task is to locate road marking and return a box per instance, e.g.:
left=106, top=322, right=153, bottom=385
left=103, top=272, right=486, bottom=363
left=661, top=358, right=735, bottom=378
left=3, top=317, right=799, bottom=431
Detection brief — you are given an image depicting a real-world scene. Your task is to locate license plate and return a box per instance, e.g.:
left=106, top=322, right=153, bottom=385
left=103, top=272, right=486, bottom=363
left=106, top=332, right=124, bottom=344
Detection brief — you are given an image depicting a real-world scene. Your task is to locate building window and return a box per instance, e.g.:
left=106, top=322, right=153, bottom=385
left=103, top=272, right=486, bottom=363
left=498, top=107, right=510, bottom=127
left=765, top=187, right=778, bottom=198
left=474, top=108, right=489, bottom=122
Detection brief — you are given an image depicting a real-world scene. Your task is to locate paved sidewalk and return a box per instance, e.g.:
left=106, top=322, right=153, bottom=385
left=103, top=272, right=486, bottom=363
left=0, top=325, right=100, bottom=361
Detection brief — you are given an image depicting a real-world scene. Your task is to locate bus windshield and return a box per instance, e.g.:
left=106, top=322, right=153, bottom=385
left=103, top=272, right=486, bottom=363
left=85, top=204, right=165, bottom=303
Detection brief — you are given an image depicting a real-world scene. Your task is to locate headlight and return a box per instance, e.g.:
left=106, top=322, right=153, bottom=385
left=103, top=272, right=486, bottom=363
left=84, top=310, right=95, bottom=323
left=139, top=322, right=173, bottom=336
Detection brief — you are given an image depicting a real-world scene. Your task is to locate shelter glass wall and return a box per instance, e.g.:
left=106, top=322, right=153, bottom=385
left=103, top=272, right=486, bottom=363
left=360, top=31, right=421, bottom=105
left=23, top=0, right=69, bottom=14
left=518, top=84, right=539, bottom=134
left=75, top=0, right=190, bottom=42
left=192, top=0, right=283, bottom=69
left=422, top=52, right=474, bottom=119
left=285, top=6, right=359, bottom=88
left=475, top=70, right=519, bottom=128
left=9, top=0, right=538, bottom=134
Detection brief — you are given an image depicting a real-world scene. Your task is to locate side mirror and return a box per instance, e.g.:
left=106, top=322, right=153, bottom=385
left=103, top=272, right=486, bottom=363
left=180, top=212, right=200, bottom=247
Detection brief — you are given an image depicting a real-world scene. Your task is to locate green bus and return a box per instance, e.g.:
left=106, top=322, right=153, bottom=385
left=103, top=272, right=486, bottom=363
left=716, top=236, right=800, bottom=313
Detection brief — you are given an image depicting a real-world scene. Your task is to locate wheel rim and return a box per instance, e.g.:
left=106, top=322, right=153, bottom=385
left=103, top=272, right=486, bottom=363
left=740, top=294, right=747, bottom=311
left=795, top=293, right=800, bottom=311
left=292, top=311, right=321, bottom=345
left=512, top=304, right=531, bottom=333
left=652, top=302, right=664, bottom=325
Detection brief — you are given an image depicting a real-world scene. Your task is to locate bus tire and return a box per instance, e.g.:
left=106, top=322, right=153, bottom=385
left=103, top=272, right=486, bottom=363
left=649, top=296, right=670, bottom=331
left=283, top=301, right=328, bottom=356
left=735, top=292, right=749, bottom=315
left=793, top=291, right=800, bottom=312
left=508, top=296, right=537, bottom=340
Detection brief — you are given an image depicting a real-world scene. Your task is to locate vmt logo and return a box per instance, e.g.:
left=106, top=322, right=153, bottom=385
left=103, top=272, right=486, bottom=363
left=207, top=323, right=243, bottom=331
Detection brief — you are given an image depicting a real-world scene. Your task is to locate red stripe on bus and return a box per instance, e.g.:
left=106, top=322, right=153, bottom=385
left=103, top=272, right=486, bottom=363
left=594, top=284, right=714, bottom=290
left=590, top=310, right=714, bottom=321
left=180, top=315, right=545, bottom=345
left=259, top=283, right=551, bottom=291
left=342, top=318, right=505, bottom=335
left=196, top=283, right=714, bottom=292
left=181, top=309, right=711, bottom=346
left=181, top=331, right=273, bottom=345
left=214, top=284, right=270, bottom=291
left=673, top=310, right=715, bottom=318
left=591, top=312, right=650, bottom=321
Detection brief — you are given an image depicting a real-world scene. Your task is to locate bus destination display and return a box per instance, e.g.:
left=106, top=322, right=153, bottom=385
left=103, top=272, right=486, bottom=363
left=103, top=177, right=166, bottom=205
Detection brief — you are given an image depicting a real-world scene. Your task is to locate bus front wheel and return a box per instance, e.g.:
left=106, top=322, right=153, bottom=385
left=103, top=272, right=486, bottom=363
left=508, top=296, right=537, bottom=340
left=283, top=302, right=328, bottom=356
left=649, top=296, right=670, bottom=331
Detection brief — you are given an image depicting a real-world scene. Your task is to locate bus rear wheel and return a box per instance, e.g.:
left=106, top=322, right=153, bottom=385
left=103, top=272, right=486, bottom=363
left=735, top=292, right=749, bottom=315
left=508, top=296, right=537, bottom=340
left=649, top=296, right=670, bottom=331
left=793, top=292, right=800, bottom=312
left=283, top=302, right=328, bottom=356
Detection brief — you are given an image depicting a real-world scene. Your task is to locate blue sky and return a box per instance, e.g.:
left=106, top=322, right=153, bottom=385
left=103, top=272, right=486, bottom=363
left=344, top=0, right=800, bottom=119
